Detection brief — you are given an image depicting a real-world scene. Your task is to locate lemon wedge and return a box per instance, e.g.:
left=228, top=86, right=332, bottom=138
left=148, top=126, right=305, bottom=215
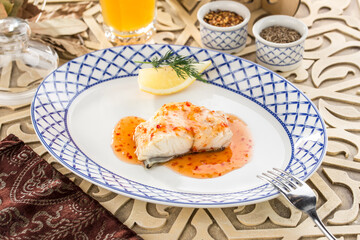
left=137, top=61, right=211, bottom=95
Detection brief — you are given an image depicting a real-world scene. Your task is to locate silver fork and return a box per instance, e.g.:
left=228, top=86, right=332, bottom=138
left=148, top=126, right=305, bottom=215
left=258, top=168, right=337, bottom=240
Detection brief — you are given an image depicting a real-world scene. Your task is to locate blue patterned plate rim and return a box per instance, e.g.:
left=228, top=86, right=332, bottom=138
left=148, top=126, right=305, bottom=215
left=31, top=44, right=327, bottom=207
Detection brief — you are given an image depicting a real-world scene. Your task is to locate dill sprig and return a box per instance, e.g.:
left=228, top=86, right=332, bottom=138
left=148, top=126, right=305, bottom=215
left=135, top=51, right=207, bottom=82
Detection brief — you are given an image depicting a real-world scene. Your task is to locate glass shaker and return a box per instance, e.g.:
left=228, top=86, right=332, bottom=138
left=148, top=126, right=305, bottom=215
left=0, top=17, right=58, bottom=106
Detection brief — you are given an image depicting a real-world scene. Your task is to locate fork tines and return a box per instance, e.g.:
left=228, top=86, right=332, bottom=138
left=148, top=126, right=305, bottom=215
left=258, top=168, right=302, bottom=192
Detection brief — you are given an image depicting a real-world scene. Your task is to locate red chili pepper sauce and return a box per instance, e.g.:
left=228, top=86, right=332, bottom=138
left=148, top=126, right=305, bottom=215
left=111, top=114, right=253, bottom=178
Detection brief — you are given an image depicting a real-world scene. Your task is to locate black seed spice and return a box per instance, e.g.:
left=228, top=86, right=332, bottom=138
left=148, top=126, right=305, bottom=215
left=260, top=26, right=301, bottom=43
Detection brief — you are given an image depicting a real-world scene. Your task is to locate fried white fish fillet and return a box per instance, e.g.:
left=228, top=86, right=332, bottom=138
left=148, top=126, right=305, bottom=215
left=134, top=102, right=233, bottom=167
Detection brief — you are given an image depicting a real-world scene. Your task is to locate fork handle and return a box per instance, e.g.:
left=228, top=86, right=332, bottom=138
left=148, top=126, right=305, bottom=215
left=308, top=210, right=337, bottom=240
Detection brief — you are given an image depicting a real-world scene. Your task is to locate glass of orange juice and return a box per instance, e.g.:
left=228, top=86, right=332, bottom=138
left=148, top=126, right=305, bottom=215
left=99, top=0, right=157, bottom=45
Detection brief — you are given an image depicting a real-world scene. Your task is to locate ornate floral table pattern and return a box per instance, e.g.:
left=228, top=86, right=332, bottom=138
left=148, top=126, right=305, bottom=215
left=1, top=0, right=360, bottom=239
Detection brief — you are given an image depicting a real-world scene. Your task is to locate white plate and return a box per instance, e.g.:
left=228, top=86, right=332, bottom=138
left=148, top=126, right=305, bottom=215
left=31, top=44, right=327, bottom=208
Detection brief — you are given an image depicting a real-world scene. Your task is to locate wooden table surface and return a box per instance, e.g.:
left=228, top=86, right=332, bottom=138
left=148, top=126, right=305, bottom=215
left=1, top=0, right=360, bottom=239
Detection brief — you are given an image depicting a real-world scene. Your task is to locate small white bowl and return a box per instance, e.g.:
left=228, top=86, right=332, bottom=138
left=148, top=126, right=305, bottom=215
left=197, top=1, right=251, bottom=54
left=253, top=15, right=308, bottom=72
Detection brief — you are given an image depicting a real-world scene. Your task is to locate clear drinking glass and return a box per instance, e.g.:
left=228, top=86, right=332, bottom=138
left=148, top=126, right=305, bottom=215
left=99, top=0, right=157, bottom=45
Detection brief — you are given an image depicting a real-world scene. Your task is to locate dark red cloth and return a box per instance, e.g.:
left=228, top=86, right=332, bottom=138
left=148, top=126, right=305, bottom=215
left=0, top=134, right=142, bottom=240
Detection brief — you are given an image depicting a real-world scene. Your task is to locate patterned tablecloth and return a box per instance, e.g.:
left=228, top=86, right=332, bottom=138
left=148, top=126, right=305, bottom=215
left=1, top=0, right=360, bottom=239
